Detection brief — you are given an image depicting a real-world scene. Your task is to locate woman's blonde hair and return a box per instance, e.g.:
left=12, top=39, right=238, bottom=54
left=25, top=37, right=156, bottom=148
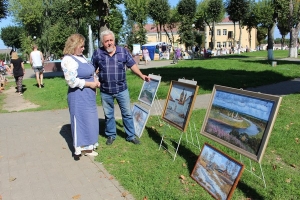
left=63, top=33, right=85, bottom=55
left=11, top=52, right=19, bottom=59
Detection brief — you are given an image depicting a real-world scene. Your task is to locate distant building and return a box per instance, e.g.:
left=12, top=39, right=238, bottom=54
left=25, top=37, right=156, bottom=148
left=143, top=16, right=257, bottom=51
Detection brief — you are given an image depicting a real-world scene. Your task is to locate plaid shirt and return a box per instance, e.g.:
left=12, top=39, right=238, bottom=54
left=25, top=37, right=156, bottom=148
left=92, top=46, right=136, bottom=94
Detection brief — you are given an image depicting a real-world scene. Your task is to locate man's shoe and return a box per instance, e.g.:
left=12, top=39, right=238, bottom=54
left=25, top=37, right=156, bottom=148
left=128, top=138, right=141, bottom=145
left=106, top=137, right=115, bottom=145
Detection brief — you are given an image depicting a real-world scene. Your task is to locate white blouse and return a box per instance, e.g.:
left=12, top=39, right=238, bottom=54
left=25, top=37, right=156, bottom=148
left=61, top=55, right=88, bottom=89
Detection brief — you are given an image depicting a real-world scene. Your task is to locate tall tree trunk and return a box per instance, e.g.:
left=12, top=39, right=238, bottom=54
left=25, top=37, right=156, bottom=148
left=159, top=23, right=162, bottom=42
left=281, top=35, right=285, bottom=50
left=248, top=28, right=252, bottom=49
left=212, top=21, right=215, bottom=49
left=267, top=23, right=275, bottom=61
left=98, top=0, right=110, bottom=46
left=238, top=21, right=242, bottom=54
left=289, top=0, right=299, bottom=58
left=289, top=27, right=299, bottom=58
left=233, top=22, right=236, bottom=47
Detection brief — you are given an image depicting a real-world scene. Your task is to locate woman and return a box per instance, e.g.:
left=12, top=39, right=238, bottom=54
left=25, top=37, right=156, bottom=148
left=10, top=52, right=25, bottom=95
left=61, top=34, right=100, bottom=158
left=142, top=47, right=151, bottom=65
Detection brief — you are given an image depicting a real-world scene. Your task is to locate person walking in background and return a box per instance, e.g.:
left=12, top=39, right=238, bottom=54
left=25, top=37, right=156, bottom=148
left=30, top=44, right=44, bottom=88
left=92, top=30, right=150, bottom=146
left=61, top=33, right=100, bottom=158
left=142, top=46, right=151, bottom=65
left=10, top=52, right=25, bottom=96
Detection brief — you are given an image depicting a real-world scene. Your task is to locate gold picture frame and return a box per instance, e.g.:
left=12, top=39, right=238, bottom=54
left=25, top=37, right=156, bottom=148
left=162, top=80, right=199, bottom=132
left=201, top=85, right=282, bottom=163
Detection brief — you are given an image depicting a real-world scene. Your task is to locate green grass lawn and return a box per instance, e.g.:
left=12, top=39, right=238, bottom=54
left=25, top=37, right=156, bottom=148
left=95, top=93, right=300, bottom=199
left=1, top=50, right=299, bottom=112
left=1, top=50, right=299, bottom=199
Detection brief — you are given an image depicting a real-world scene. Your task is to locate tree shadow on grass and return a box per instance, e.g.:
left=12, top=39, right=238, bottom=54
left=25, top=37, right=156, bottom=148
left=140, top=62, right=300, bottom=96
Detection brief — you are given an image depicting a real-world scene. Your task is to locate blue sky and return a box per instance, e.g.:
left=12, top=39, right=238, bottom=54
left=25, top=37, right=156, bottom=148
left=0, top=0, right=281, bottom=49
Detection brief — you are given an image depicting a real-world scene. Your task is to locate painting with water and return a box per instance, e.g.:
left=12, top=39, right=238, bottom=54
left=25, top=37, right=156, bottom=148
left=162, top=81, right=199, bottom=132
left=191, top=143, right=244, bottom=200
left=201, top=85, right=282, bottom=163
left=138, top=74, right=161, bottom=106
left=132, top=104, right=150, bottom=138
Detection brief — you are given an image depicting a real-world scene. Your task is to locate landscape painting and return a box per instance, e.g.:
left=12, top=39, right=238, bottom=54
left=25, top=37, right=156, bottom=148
left=132, top=104, right=150, bottom=138
left=162, top=81, right=199, bottom=132
left=191, top=143, right=244, bottom=200
left=138, top=74, right=161, bottom=106
left=201, top=85, right=282, bottom=163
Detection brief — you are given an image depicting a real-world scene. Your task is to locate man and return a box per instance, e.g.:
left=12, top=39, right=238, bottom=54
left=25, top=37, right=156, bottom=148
left=92, top=30, right=150, bottom=145
left=30, top=45, right=44, bottom=88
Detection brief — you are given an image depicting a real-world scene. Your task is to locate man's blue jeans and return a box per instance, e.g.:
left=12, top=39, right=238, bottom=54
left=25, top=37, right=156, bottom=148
left=100, top=89, right=135, bottom=141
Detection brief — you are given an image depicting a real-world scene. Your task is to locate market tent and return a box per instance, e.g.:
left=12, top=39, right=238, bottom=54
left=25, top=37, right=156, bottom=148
left=142, top=42, right=162, bottom=60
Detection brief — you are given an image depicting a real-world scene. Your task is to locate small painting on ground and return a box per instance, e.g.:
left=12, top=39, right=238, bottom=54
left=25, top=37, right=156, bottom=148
left=191, top=143, right=245, bottom=200
left=201, top=85, right=282, bottom=163
left=132, top=104, right=150, bottom=138
left=138, top=74, right=161, bottom=107
left=161, top=80, right=199, bottom=132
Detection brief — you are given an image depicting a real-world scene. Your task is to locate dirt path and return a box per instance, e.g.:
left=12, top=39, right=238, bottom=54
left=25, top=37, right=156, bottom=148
left=1, top=85, right=39, bottom=112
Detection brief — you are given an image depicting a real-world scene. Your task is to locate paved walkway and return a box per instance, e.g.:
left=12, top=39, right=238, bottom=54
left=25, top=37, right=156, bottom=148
left=0, top=60, right=201, bottom=200
left=1, top=60, right=300, bottom=200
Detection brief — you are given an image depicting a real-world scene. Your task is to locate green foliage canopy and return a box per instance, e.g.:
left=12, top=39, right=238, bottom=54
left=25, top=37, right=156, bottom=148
left=0, top=26, right=24, bottom=48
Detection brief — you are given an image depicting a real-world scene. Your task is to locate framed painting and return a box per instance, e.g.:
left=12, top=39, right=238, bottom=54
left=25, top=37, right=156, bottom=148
left=132, top=104, right=150, bottom=138
left=201, top=85, right=282, bottom=163
left=161, top=80, right=199, bottom=132
left=138, top=74, right=161, bottom=107
left=191, top=143, right=245, bottom=200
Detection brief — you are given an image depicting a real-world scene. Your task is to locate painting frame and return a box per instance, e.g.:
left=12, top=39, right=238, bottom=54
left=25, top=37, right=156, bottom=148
left=161, top=80, right=199, bottom=132
left=138, top=74, right=162, bottom=107
left=191, top=143, right=245, bottom=200
left=132, top=104, right=150, bottom=138
left=201, top=85, right=282, bottom=163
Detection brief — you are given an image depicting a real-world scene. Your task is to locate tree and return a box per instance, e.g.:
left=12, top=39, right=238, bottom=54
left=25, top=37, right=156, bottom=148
left=225, top=0, right=250, bottom=51
left=80, top=0, right=123, bottom=42
left=256, top=26, right=268, bottom=48
left=254, top=0, right=280, bottom=60
left=206, top=0, right=225, bottom=49
left=241, top=0, right=258, bottom=50
left=124, top=0, right=149, bottom=45
left=148, top=0, right=170, bottom=42
left=288, top=0, right=300, bottom=58
left=108, top=8, right=124, bottom=44
left=277, top=1, right=289, bottom=50
left=0, top=26, right=24, bottom=49
left=0, top=0, right=8, bottom=20
left=9, top=0, right=44, bottom=37
left=177, top=0, right=197, bottom=49
left=164, top=7, right=181, bottom=47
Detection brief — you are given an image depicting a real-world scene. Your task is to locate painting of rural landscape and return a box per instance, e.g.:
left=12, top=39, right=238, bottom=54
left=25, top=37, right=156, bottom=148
left=132, top=104, right=150, bottom=138
left=138, top=74, right=161, bottom=106
left=191, top=143, right=244, bottom=200
left=162, top=81, right=198, bottom=132
left=201, top=84, right=283, bottom=162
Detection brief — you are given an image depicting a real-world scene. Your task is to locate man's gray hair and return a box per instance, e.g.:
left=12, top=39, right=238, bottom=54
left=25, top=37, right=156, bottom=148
left=100, top=30, right=115, bottom=44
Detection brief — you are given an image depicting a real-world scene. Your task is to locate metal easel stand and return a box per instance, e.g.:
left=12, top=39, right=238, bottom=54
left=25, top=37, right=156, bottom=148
left=184, top=122, right=201, bottom=151
left=159, top=123, right=184, bottom=161
left=159, top=121, right=200, bottom=161
left=152, top=94, right=164, bottom=125
left=240, top=154, right=267, bottom=188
